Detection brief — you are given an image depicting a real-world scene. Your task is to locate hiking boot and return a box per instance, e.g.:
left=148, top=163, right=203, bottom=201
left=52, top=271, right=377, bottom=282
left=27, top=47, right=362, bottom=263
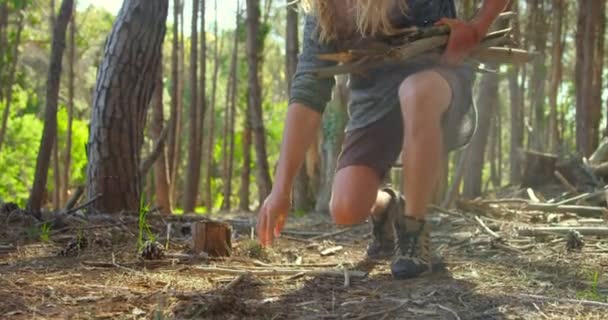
left=391, top=215, right=432, bottom=279
left=365, top=188, right=403, bottom=260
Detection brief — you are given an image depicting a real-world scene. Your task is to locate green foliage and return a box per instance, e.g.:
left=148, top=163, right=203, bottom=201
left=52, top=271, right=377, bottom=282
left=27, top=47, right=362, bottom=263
left=0, top=111, right=43, bottom=207
left=137, top=196, right=156, bottom=252
left=39, top=222, right=51, bottom=242
left=577, top=271, right=607, bottom=302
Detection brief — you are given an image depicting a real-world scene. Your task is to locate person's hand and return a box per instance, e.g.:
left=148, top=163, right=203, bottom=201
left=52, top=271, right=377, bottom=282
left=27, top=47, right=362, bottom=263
left=256, top=191, right=291, bottom=247
left=436, top=18, right=485, bottom=65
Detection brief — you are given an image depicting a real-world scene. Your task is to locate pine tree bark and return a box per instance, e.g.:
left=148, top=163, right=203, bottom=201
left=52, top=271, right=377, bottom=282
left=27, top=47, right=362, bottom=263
left=50, top=0, right=61, bottom=210
left=246, top=0, right=272, bottom=207
left=28, top=0, right=74, bottom=213
left=463, top=69, right=499, bottom=199
left=206, top=0, right=220, bottom=213
left=62, top=4, right=75, bottom=205
left=183, top=0, right=201, bottom=213
left=85, top=0, right=168, bottom=213
left=592, top=1, right=604, bottom=145
left=167, top=0, right=181, bottom=209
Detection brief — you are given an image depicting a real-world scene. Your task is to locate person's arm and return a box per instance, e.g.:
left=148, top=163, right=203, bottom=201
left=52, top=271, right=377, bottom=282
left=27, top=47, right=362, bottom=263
left=438, top=0, right=510, bottom=65
left=257, top=14, right=337, bottom=247
left=274, top=14, right=338, bottom=193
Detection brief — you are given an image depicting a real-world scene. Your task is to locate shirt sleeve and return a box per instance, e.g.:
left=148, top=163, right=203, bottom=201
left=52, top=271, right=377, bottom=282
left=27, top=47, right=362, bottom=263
left=288, top=14, right=338, bottom=114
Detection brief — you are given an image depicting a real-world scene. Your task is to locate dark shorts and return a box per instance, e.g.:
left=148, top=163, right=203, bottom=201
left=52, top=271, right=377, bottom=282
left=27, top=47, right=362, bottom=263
left=336, top=67, right=476, bottom=179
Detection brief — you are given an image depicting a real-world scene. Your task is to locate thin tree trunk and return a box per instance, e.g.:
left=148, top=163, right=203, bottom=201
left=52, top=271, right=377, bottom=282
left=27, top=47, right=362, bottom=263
left=0, top=13, right=24, bottom=154
left=197, top=0, right=207, bottom=209
left=221, top=4, right=241, bottom=212
left=50, top=0, right=61, bottom=210
left=151, top=66, right=171, bottom=213
left=28, top=0, right=74, bottom=213
left=246, top=0, right=272, bottom=208
left=548, top=0, right=564, bottom=153
left=592, top=1, right=605, bottom=146
left=529, top=0, right=548, bottom=151
left=240, top=124, right=252, bottom=211
left=0, top=2, right=9, bottom=77
left=206, top=0, right=221, bottom=213
left=463, top=69, right=499, bottom=199
left=315, top=76, right=348, bottom=213
left=489, top=110, right=499, bottom=188
left=508, top=0, right=524, bottom=185
left=183, top=0, right=200, bottom=213
left=62, top=3, right=76, bottom=205
left=85, top=0, right=168, bottom=213
left=167, top=0, right=181, bottom=209
left=171, top=2, right=185, bottom=205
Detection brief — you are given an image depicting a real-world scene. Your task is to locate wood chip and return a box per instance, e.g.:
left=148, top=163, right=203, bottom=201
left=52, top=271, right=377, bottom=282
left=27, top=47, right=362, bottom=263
left=320, top=246, right=343, bottom=256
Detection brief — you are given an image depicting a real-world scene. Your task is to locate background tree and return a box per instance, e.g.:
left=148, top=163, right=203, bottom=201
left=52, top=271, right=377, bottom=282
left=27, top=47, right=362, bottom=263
left=28, top=0, right=73, bottom=213
left=85, top=0, right=168, bottom=213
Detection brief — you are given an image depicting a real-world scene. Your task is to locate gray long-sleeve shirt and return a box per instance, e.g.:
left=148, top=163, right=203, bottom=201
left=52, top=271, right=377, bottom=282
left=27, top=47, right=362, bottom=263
left=289, top=0, right=474, bottom=133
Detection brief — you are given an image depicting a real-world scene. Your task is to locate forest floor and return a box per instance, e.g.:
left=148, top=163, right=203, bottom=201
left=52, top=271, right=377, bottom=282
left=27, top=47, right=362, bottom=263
left=1, top=186, right=608, bottom=319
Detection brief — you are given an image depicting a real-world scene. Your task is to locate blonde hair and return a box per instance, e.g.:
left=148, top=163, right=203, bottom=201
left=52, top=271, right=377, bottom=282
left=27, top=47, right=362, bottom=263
left=301, top=0, right=408, bottom=42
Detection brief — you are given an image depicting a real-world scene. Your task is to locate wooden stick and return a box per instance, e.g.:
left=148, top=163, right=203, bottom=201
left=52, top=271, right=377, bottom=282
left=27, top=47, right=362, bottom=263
left=65, top=193, right=102, bottom=215
left=518, top=227, right=608, bottom=237
left=64, top=185, right=84, bottom=210
left=554, top=171, right=577, bottom=194
left=309, top=227, right=357, bottom=241
left=191, top=266, right=367, bottom=278
left=556, top=187, right=608, bottom=206
left=522, top=203, right=608, bottom=218
left=516, top=294, right=608, bottom=308
left=473, top=215, right=501, bottom=240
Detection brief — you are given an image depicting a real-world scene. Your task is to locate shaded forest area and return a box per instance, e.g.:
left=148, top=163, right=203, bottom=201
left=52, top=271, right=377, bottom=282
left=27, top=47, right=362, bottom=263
left=1, top=0, right=608, bottom=319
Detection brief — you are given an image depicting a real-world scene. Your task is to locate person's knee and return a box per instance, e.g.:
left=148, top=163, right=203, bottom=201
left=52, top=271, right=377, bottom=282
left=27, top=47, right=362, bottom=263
left=329, top=195, right=365, bottom=226
left=399, top=71, right=451, bottom=137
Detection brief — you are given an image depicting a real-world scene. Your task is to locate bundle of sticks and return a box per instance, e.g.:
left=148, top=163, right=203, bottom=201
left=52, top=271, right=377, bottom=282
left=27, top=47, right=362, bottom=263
left=312, top=12, right=535, bottom=78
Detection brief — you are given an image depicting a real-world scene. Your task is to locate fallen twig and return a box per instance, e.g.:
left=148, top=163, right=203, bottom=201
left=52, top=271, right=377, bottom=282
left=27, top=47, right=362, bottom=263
left=554, top=171, right=578, bottom=194
left=222, top=274, right=246, bottom=291
left=65, top=193, right=102, bottom=215
left=473, top=215, right=501, bottom=240
left=435, top=304, right=461, bottom=320
left=320, top=246, right=343, bottom=256
left=190, top=266, right=367, bottom=278
left=112, top=253, right=140, bottom=273
left=516, top=294, right=608, bottom=308
left=309, top=227, right=358, bottom=241
left=518, top=227, right=608, bottom=237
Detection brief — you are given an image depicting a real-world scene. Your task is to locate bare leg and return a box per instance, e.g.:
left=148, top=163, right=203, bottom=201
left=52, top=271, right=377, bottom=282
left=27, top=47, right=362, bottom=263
left=399, top=70, right=452, bottom=219
left=329, top=165, right=391, bottom=226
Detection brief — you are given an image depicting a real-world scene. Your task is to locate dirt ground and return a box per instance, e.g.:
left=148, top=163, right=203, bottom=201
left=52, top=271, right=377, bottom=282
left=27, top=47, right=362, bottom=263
left=1, top=189, right=608, bottom=319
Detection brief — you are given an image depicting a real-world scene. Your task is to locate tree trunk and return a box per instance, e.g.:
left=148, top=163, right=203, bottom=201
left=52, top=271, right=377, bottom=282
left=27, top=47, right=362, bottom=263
left=62, top=5, right=75, bottom=206
left=576, top=0, right=602, bottom=156
left=239, top=124, right=252, bottom=211
left=183, top=0, right=201, bottom=213
left=206, top=0, right=220, bottom=213
left=246, top=0, right=272, bottom=208
left=592, top=1, right=605, bottom=145
left=197, top=0, right=208, bottom=210
left=315, top=75, right=348, bottom=213
left=548, top=0, right=564, bottom=153
left=0, top=13, right=24, bottom=154
left=28, top=0, right=74, bottom=213
left=167, top=0, right=181, bottom=210
left=85, top=0, right=168, bottom=213
left=0, top=2, right=8, bottom=76
left=529, top=0, right=548, bottom=151
left=221, top=5, right=241, bottom=212
left=50, top=0, right=61, bottom=210
left=150, top=67, right=171, bottom=213
left=508, top=0, right=524, bottom=186
left=463, top=69, right=499, bottom=199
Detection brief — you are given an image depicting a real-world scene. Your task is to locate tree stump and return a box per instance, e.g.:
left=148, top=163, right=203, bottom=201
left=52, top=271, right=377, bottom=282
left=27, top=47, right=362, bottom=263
left=522, top=150, right=558, bottom=187
left=191, top=220, right=232, bottom=257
